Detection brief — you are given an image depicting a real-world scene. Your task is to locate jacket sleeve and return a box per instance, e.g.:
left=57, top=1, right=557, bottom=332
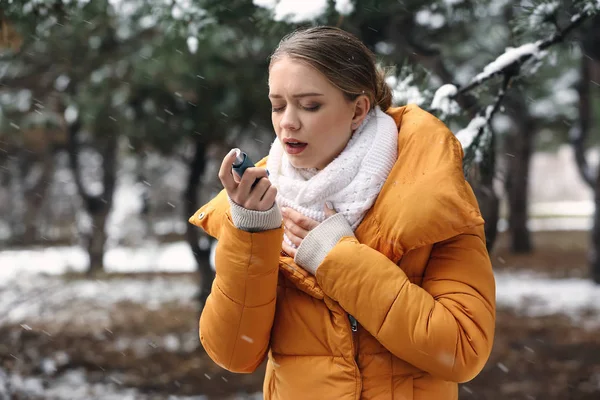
left=199, top=212, right=283, bottom=373
left=314, top=224, right=496, bottom=383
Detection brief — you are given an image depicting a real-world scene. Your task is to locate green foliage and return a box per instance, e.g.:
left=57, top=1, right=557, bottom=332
left=0, top=0, right=284, bottom=155
left=1, top=0, right=596, bottom=163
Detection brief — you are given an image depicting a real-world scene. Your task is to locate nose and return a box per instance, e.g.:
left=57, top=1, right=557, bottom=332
left=279, top=107, right=300, bottom=131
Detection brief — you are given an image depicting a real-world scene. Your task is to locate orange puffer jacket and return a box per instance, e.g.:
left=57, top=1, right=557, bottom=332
left=189, top=105, right=496, bottom=400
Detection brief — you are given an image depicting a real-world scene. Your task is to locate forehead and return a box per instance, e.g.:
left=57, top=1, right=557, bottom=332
left=268, top=57, right=333, bottom=93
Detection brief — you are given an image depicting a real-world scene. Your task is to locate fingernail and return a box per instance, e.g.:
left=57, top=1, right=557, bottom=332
left=325, top=201, right=334, bottom=210
left=281, top=206, right=287, bottom=214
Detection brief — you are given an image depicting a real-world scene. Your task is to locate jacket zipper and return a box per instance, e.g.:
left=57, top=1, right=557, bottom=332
left=348, top=314, right=361, bottom=400
left=348, top=314, right=358, bottom=333
left=280, top=258, right=362, bottom=398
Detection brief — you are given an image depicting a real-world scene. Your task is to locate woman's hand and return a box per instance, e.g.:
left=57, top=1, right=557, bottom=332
left=281, top=203, right=337, bottom=258
left=218, top=149, right=277, bottom=211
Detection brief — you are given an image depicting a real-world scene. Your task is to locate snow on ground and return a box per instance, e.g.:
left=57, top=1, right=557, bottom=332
left=0, top=367, right=262, bottom=400
left=0, top=275, right=199, bottom=326
left=1, top=249, right=600, bottom=328
left=0, top=198, right=593, bottom=282
left=0, top=368, right=142, bottom=400
left=495, top=271, right=600, bottom=327
left=0, top=241, right=205, bottom=282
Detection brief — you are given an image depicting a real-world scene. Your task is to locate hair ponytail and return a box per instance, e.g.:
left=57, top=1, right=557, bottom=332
left=374, top=65, right=393, bottom=111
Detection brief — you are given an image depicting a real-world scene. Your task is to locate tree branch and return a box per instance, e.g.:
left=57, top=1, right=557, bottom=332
left=455, top=11, right=590, bottom=97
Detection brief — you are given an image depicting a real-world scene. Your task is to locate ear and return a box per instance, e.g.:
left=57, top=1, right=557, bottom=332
left=350, top=95, right=370, bottom=130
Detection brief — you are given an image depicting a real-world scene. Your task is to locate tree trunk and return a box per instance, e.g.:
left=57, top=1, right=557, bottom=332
left=67, top=115, right=117, bottom=275
left=572, top=57, right=595, bottom=187
left=574, top=15, right=600, bottom=281
left=184, top=138, right=214, bottom=310
left=469, top=127, right=500, bottom=253
left=573, top=57, right=599, bottom=282
left=470, top=179, right=500, bottom=253
left=88, top=212, right=108, bottom=275
left=592, top=173, right=600, bottom=284
left=20, top=153, right=54, bottom=245
left=504, top=96, right=535, bottom=253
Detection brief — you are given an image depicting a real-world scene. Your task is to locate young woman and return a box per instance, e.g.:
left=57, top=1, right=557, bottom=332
left=190, top=26, right=496, bottom=400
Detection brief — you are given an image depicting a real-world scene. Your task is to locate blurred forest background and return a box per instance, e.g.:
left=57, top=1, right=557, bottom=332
left=1, top=0, right=600, bottom=399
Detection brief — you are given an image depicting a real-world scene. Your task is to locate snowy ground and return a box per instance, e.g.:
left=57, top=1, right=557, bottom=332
left=0, top=366, right=263, bottom=400
left=0, top=274, right=199, bottom=327
left=0, top=241, right=200, bottom=281
left=1, top=240, right=600, bottom=327
left=495, top=271, right=600, bottom=328
left=2, top=226, right=600, bottom=399
left=0, top=368, right=230, bottom=400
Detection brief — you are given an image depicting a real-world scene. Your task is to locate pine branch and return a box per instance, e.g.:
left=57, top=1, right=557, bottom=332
left=455, top=11, right=590, bottom=97
left=463, top=73, right=512, bottom=172
left=451, top=3, right=594, bottom=173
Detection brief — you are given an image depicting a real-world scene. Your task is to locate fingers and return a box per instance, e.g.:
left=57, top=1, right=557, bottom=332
left=281, top=240, right=297, bottom=258
left=283, top=217, right=308, bottom=242
left=222, top=155, right=272, bottom=209
left=242, top=177, right=271, bottom=210
left=284, top=228, right=303, bottom=249
left=232, top=170, right=242, bottom=184
left=218, top=149, right=239, bottom=193
left=281, top=207, right=319, bottom=231
left=237, top=167, right=269, bottom=196
left=283, top=228, right=302, bottom=247
left=259, top=185, right=278, bottom=210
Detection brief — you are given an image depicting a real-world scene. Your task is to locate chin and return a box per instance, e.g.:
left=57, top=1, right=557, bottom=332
left=289, top=158, right=317, bottom=169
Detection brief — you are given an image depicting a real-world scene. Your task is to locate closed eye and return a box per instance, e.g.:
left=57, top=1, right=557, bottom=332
left=271, top=104, right=321, bottom=113
left=303, top=104, right=321, bottom=112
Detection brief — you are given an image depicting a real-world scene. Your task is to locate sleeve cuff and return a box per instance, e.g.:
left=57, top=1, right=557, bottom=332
left=228, top=197, right=282, bottom=232
left=295, top=213, right=355, bottom=274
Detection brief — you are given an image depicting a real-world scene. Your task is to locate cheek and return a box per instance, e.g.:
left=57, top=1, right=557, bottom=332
left=272, top=115, right=281, bottom=133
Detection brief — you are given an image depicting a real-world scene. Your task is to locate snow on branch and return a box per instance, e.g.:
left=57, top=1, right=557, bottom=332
left=430, top=2, right=596, bottom=171
left=472, top=42, right=544, bottom=85
left=459, top=74, right=511, bottom=158
left=455, top=9, right=590, bottom=97
left=430, top=84, right=459, bottom=117
left=528, top=1, right=560, bottom=28
left=386, top=74, right=428, bottom=107
left=582, top=0, right=600, bottom=14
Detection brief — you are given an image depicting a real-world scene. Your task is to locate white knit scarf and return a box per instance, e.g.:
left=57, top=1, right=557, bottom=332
left=266, top=106, right=399, bottom=248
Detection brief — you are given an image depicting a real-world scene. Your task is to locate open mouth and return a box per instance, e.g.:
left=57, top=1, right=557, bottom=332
left=287, top=142, right=306, bottom=148
left=283, top=140, right=308, bottom=154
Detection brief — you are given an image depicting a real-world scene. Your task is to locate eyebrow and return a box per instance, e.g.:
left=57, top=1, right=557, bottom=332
left=268, top=92, right=324, bottom=99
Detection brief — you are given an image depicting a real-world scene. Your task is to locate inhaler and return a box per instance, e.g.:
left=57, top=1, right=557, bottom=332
left=232, top=148, right=255, bottom=177
left=231, top=148, right=268, bottom=187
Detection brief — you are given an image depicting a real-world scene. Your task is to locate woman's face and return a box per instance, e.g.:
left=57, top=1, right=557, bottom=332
left=268, top=56, right=368, bottom=170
